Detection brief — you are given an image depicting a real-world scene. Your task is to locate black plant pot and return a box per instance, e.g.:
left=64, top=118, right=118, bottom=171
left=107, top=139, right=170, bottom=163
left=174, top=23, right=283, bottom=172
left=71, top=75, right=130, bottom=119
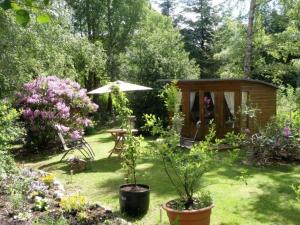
left=119, top=183, right=150, bottom=217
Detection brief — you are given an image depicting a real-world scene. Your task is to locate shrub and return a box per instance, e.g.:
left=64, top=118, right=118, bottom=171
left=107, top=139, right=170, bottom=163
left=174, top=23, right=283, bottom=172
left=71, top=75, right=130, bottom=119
left=16, top=76, right=98, bottom=150
left=144, top=83, right=218, bottom=210
left=247, top=118, right=300, bottom=164
left=0, top=100, right=23, bottom=180
left=60, top=194, right=87, bottom=213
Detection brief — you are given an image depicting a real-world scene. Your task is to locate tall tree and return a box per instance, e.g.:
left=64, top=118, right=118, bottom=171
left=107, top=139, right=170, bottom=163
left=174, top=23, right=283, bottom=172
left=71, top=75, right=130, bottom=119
left=159, top=0, right=174, bottom=16
left=67, top=0, right=147, bottom=83
left=180, top=0, right=218, bottom=78
left=244, top=0, right=256, bottom=78
left=120, top=9, right=199, bottom=125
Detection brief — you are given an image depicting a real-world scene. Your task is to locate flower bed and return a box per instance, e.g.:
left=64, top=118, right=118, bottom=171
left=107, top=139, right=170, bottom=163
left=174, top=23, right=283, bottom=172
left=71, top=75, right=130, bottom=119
left=0, top=168, right=130, bottom=225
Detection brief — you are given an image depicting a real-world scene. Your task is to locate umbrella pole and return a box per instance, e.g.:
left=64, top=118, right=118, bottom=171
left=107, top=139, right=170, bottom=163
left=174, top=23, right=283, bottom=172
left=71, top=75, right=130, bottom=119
left=107, top=93, right=116, bottom=122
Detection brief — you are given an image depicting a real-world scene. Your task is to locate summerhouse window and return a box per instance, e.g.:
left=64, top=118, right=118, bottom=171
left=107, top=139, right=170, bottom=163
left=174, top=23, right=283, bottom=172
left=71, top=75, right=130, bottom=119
left=224, top=92, right=235, bottom=127
left=190, top=91, right=199, bottom=123
left=204, top=92, right=215, bottom=124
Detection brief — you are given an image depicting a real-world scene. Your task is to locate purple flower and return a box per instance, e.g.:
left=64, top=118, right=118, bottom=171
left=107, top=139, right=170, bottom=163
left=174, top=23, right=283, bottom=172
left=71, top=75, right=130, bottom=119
left=18, top=76, right=98, bottom=146
left=40, top=111, right=54, bottom=119
left=283, top=127, right=291, bottom=137
left=33, top=109, right=41, bottom=118
left=23, top=108, right=33, bottom=119
left=70, top=130, right=82, bottom=140
left=55, top=124, right=70, bottom=133
left=76, top=118, right=92, bottom=127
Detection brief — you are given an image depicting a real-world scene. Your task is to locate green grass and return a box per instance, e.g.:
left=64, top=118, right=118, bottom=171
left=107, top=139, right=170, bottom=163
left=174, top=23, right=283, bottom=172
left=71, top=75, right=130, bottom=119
left=20, top=131, right=300, bottom=225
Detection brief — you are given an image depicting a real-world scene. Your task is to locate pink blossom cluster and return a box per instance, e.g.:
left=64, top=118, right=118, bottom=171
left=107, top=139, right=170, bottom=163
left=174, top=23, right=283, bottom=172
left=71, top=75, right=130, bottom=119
left=17, top=76, right=98, bottom=140
left=283, top=127, right=291, bottom=137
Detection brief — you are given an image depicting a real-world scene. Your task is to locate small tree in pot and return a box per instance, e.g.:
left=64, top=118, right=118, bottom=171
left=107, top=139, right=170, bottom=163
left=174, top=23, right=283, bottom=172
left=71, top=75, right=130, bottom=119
left=111, top=87, right=150, bottom=217
left=144, top=83, right=218, bottom=225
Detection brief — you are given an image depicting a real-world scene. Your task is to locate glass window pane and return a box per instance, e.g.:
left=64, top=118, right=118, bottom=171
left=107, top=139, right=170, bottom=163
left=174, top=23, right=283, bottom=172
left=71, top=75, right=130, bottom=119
left=241, top=91, right=249, bottom=128
left=224, top=92, right=235, bottom=127
left=204, top=92, right=215, bottom=125
left=190, top=91, right=199, bottom=124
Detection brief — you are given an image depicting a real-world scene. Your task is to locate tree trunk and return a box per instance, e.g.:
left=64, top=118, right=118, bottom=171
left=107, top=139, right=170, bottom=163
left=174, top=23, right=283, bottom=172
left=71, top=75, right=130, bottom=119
left=244, top=0, right=256, bottom=79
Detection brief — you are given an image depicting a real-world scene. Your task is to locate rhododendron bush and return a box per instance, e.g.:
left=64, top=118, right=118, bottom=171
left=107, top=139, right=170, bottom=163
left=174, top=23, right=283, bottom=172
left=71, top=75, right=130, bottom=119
left=17, top=76, right=98, bottom=149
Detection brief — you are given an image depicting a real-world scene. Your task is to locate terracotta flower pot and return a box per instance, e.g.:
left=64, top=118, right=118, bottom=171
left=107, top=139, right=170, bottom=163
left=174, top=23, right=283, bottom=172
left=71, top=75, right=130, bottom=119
left=163, top=202, right=214, bottom=225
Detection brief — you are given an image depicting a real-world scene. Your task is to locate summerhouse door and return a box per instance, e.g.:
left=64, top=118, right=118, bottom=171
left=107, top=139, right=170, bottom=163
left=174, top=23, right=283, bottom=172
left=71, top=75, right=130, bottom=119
left=200, top=91, right=222, bottom=138
left=185, top=90, right=240, bottom=139
left=184, top=90, right=220, bottom=139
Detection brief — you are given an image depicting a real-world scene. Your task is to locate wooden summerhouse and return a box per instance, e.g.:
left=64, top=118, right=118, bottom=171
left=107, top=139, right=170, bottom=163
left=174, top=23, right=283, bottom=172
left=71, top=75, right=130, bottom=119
left=173, top=79, right=277, bottom=139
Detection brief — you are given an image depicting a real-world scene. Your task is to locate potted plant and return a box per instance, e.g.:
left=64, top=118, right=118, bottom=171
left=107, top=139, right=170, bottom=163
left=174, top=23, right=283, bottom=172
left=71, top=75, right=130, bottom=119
left=119, top=129, right=150, bottom=217
left=111, top=87, right=150, bottom=217
left=144, top=83, right=217, bottom=225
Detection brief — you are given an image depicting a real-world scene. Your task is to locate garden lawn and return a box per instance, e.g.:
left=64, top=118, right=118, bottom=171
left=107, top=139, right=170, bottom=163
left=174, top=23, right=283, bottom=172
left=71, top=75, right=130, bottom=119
left=20, top=131, right=300, bottom=225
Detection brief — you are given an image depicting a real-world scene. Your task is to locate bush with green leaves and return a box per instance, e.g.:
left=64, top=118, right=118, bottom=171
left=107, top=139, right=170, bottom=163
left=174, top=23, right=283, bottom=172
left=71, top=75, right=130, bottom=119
left=122, top=130, right=143, bottom=185
left=144, top=83, right=218, bottom=210
left=277, top=85, right=300, bottom=127
left=159, top=81, right=182, bottom=115
left=111, top=86, right=133, bottom=127
left=247, top=118, right=300, bottom=164
left=145, top=113, right=217, bottom=210
left=0, top=100, right=23, bottom=180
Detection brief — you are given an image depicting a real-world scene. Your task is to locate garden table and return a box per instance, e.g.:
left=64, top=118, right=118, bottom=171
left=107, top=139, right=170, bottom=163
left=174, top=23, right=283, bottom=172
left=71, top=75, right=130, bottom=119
left=107, top=128, right=138, bottom=158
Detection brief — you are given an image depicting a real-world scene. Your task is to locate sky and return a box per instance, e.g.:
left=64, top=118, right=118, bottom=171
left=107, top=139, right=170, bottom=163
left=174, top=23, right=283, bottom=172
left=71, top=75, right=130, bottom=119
left=150, top=0, right=248, bottom=20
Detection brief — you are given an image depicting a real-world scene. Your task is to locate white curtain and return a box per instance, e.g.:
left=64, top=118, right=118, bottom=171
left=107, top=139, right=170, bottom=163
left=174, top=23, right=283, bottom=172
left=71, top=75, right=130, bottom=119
left=210, top=92, right=215, bottom=105
left=224, top=92, right=235, bottom=115
left=190, top=92, right=196, bottom=111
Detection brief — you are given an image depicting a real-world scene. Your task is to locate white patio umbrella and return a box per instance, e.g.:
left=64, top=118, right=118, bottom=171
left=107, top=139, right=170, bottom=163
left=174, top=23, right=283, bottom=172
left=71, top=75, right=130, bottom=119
left=88, top=80, right=152, bottom=94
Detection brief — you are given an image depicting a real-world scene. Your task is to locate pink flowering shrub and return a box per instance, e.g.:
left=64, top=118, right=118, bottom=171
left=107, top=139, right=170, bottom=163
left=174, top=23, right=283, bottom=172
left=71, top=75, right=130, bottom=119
left=247, top=119, right=300, bottom=164
left=17, top=76, right=98, bottom=150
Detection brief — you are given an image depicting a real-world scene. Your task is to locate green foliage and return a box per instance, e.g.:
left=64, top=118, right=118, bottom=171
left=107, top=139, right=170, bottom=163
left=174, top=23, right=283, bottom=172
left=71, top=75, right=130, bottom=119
left=277, top=85, right=300, bottom=125
left=0, top=100, right=23, bottom=179
left=32, top=196, right=48, bottom=211
left=121, top=9, right=199, bottom=127
left=33, top=215, right=68, bottom=225
left=122, top=130, right=143, bottom=185
left=168, top=190, right=212, bottom=211
left=60, top=194, right=87, bottom=213
left=9, top=191, right=25, bottom=211
left=121, top=9, right=199, bottom=84
left=159, top=0, right=174, bottom=16
left=111, top=87, right=133, bottom=127
left=247, top=118, right=300, bottom=164
left=145, top=113, right=217, bottom=209
left=214, top=18, right=246, bottom=78
left=76, top=210, right=88, bottom=222
left=292, top=184, right=300, bottom=201
left=213, top=1, right=300, bottom=85
left=159, top=81, right=182, bottom=115
left=180, top=0, right=219, bottom=78
left=0, top=0, right=52, bottom=26
left=67, top=0, right=147, bottom=80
